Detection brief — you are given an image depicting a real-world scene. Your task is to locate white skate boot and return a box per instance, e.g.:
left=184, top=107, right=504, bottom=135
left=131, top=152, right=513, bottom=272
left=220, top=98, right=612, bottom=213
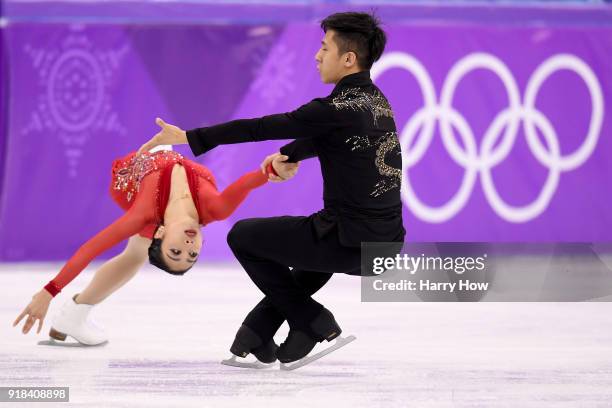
left=38, top=294, right=108, bottom=347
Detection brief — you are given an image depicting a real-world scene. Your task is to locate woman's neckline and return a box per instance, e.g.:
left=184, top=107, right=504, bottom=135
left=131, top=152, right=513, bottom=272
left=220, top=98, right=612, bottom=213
left=164, top=163, right=199, bottom=223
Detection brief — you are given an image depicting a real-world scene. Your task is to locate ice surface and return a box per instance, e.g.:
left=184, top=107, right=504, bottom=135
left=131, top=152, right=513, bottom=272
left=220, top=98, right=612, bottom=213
left=2, top=262, right=612, bottom=407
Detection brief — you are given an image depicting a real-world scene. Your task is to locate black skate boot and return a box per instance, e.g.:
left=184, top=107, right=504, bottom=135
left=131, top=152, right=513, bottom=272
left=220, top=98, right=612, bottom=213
left=221, top=324, right=278, bottom=368
left=276, top=308, right=342, bottom=364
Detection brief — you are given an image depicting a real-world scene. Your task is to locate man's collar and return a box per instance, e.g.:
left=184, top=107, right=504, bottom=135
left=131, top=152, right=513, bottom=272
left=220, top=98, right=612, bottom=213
left=331, top=70, right=372, bottom=94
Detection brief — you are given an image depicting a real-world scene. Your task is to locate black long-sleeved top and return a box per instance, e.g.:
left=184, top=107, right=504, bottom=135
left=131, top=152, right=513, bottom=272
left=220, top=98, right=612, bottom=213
left=186, top=70, right=405, bottom=247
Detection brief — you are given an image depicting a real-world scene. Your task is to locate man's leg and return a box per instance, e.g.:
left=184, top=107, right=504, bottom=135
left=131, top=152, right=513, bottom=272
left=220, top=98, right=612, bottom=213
left=227, top=216, right=359, bottom=332
left=242, top=270, right=333, bottom=341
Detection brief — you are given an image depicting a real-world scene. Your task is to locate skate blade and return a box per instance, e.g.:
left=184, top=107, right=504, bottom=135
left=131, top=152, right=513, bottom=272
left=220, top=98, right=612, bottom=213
left=280, top=335, right=356, bottom=371
left=220, top=355, right=276, bottom=369
left=37, top=338, right=109, bottom=347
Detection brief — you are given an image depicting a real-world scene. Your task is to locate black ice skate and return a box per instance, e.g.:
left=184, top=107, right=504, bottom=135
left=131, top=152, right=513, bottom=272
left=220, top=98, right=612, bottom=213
left=221, top=324, right=278, bottom=369
left=277, top=308, right=356, bottom=371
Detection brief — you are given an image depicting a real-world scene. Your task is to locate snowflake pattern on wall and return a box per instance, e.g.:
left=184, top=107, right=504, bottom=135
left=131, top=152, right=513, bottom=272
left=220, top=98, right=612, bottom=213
left=22, top=26, right=129, bottom=177
left=251, top=44, right=296, bottom=107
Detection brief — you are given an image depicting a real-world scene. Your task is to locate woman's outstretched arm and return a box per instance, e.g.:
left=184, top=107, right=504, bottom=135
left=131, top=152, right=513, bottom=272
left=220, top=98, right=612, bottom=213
left=13, top=209, right=150, bottom=336
left=43, top=209, right=150, bottom=297
left=200, top=167, right=272, bottom=222
left=43, top=171, right=159, bottom=298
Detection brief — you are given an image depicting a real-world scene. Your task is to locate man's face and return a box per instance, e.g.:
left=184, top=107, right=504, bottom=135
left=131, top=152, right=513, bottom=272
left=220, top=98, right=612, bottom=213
left=315, top=30, right=351, bottom=84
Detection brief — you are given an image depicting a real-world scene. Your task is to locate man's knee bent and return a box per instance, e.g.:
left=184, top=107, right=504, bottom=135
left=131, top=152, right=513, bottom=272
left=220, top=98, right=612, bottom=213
left=227, top=219, right=257, bottom=252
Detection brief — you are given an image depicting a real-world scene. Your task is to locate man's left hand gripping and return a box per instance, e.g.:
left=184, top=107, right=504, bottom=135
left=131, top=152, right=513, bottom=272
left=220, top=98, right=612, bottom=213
left=261, top=153, right=300, bottom=183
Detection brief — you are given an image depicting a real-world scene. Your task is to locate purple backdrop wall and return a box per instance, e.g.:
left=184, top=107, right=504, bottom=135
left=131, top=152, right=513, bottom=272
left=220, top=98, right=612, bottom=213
left=0, top=36, right=4, bottom=202
left=0, top=4, right=6, bottom=203
left=0, top=10, right=611, bottom=261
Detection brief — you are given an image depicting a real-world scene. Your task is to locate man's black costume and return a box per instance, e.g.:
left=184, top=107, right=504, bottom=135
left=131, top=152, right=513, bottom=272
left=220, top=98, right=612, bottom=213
left=186, top=70, right=405, bottom=348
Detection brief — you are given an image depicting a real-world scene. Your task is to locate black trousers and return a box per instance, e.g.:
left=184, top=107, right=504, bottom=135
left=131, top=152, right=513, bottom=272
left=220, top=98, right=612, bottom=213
left=226, top=215, right=361, bottom=339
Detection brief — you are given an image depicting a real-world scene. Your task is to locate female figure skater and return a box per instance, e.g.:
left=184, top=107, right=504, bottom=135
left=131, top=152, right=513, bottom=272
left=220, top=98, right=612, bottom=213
left=12, top=142, right=296, bottom=346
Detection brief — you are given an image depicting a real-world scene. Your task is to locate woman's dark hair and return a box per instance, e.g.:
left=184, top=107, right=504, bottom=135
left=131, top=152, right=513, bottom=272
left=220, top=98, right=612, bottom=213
left=320, top=11, right=387, bottom=70
left=148, top=225, right=192, bottom=276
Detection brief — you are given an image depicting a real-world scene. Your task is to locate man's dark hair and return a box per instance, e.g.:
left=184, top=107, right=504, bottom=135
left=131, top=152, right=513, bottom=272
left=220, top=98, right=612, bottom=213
left=320, top=11, right=387, bottom=70
left=148, top=225, right=192, bottom=276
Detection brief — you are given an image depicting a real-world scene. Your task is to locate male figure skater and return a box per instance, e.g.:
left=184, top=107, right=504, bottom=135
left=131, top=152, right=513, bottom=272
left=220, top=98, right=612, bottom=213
left=138, top=12, right=405, bottom=366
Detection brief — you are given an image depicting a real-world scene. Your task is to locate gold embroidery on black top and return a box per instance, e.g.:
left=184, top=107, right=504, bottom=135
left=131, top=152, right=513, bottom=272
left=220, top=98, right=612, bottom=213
left=331, top=87, right=394, bottom=127
left=346, top=132, right=402, bottom=197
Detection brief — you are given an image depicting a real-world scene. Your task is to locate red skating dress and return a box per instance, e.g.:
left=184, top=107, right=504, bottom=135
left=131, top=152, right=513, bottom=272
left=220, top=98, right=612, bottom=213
left=43, top=150, right=270, bottom=297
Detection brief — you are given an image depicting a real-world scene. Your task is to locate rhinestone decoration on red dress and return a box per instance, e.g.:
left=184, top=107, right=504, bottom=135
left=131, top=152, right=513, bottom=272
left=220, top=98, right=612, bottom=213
left=112, top=151, right=184, bottom=202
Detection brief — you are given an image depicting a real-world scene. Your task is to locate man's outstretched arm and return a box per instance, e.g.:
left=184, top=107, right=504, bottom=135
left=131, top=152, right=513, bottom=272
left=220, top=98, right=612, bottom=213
left=138, top=98, right=349, bottom=156
left=186, top=98, right=345, bottom=156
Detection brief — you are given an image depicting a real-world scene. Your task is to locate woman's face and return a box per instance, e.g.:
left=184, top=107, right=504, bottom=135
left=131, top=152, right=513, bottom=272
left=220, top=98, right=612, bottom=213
left=154, top=222, right=202, bottom=271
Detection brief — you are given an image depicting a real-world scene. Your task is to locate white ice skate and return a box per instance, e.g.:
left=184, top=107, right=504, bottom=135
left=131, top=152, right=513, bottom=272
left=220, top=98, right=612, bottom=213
left=279, top=335, right=356, bottom=371
left=38, top=294, right=108, bottom=347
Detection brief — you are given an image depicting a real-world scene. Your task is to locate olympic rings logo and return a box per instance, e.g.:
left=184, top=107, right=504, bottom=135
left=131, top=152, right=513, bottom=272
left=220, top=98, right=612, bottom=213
left=371, top=52, right=604, bottom=223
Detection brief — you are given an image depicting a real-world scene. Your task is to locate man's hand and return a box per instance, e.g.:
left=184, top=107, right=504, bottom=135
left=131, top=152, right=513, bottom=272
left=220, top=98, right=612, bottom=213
left=261, top=153, right=299, bottom=182
left=137, top=118, right=187, bottom=155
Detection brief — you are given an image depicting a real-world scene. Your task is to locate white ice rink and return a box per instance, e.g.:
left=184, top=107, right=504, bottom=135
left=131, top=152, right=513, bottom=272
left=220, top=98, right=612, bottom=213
left=2, top=262, right=612, bottom=407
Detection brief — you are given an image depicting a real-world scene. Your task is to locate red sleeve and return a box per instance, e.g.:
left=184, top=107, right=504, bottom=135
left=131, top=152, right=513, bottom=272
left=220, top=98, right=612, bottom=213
left=199, top=168, right=269, bottom=222
left=138, top=223, right=158, bottom=240
left=266, top=162, right=279, bottom=177
left=43, top=210, right=149, bottom=297
left=43, top=173, right=159, bottom=298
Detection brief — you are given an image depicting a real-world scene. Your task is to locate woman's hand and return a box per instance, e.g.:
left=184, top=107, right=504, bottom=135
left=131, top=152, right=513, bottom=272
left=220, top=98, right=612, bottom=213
left=137, top=118, right=187, bottom=155
left=13, top=289, right=53, bottom=335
